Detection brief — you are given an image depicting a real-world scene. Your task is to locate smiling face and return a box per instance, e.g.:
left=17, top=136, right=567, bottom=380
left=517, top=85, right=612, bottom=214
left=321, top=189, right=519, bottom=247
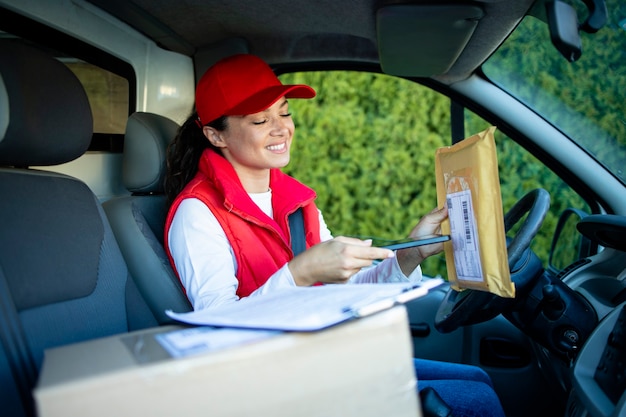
left=203, top=98, right=295, bottom=192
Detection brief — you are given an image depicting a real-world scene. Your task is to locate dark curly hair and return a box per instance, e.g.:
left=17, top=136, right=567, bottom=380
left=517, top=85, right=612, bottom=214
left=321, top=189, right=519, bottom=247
left=164, top=112, right=227, bottom=208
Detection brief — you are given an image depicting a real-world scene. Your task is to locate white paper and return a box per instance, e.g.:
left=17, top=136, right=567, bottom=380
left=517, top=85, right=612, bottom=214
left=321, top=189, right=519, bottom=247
left=447, top=190, right=484, bottom=282
left=166, top=278, right=444, bottom=332
left=156, top=327, right=280, bottom=358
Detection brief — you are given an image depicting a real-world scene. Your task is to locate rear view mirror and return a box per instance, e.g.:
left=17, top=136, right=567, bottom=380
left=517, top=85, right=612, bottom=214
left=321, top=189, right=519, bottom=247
left=545, top=0, right=608, bottom=62
left=546, top=1, right=582, bottom=62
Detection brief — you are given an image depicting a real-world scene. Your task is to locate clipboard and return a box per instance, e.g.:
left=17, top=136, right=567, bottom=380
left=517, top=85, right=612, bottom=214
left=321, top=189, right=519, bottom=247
left=166, top=278, right=444, bottom=332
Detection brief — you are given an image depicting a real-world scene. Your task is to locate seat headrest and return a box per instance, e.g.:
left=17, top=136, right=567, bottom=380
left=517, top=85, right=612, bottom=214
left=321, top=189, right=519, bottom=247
left=0, top=39, right=93, bottom=167
left=123, top=112, right=179, bottom=194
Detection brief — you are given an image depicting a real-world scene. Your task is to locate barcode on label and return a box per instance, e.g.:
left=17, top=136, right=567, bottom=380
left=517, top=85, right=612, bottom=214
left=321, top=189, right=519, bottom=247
left=462, top=200, right=472, bottom=244
left=447, top=189, right=484, bottom=282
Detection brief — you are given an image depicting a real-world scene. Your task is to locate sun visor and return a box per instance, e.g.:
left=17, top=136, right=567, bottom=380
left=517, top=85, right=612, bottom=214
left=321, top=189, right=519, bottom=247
left=377, top=4, right=484, bottom=77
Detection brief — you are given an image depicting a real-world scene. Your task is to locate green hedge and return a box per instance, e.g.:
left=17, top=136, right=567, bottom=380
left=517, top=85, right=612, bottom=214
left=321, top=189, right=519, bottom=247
left=281, top=71, right=447, bottom=235
left=279, top=70, right=580, bottom=278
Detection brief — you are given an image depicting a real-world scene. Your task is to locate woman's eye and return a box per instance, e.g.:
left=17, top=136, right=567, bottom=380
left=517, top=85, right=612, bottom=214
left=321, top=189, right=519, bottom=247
left=252, top=119, right=268, bottom=125
left=281, top=113, right=292, bottom=118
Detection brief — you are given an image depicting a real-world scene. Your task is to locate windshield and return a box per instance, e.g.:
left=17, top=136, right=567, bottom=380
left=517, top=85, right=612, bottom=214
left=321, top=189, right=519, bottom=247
left=483, top=0, right=626, bottom=185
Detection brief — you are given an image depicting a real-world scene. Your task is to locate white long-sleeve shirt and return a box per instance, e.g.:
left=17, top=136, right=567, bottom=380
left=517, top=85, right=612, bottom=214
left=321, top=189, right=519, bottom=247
left=168, top=191, right=422, bottom=310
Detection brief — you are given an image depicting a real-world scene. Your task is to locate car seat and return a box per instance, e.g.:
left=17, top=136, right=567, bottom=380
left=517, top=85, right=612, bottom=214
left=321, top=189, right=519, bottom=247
left=103, top=112, right=193, bottom=324
left=0, top=39, right=157, bottom=417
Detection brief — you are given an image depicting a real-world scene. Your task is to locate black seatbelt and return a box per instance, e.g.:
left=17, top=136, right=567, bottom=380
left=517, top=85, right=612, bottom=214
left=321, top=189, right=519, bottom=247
left=451, top=100, right=465, bottom=144
left=288, top=207, right=306, bottom=256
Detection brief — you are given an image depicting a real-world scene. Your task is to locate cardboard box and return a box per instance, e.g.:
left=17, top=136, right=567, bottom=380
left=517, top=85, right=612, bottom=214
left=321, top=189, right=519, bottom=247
left=35, top=306, right=420, bottom=417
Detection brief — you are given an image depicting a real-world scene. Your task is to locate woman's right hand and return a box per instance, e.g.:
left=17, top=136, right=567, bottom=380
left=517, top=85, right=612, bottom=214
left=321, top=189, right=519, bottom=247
left=288, top=236, right=394, bottom=286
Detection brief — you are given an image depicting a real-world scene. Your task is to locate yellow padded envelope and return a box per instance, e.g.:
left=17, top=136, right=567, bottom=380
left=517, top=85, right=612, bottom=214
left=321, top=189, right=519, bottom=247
left=435, top=126, right=515, bottom=298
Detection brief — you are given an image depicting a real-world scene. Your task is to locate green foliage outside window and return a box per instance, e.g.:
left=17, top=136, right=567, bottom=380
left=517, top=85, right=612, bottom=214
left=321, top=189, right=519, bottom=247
left=281, top=71, right=450, bottom=275
left=280, top=68, right=589, bottom=279
left=483, top=9, right=626, bottom=183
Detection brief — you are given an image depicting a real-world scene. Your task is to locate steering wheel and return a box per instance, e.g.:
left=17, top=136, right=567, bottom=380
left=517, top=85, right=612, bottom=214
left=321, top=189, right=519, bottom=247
left=434, top=188, right=551, bottom=333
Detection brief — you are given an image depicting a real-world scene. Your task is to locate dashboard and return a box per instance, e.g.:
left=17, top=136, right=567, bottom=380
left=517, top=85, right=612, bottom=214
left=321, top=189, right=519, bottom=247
left=564, top=215, right=626, bottom=417
left=570, top=301, right=626, bottom=417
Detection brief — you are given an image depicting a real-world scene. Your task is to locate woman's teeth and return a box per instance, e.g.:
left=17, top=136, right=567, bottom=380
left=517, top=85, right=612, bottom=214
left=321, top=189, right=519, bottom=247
left=267, top=143, right=285, bottom=151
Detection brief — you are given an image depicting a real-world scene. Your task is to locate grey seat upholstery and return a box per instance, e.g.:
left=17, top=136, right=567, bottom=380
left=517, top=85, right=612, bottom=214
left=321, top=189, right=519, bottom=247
left=103, top=112, right=192, bottom=325
left=0, top=39, right=157, bottom=417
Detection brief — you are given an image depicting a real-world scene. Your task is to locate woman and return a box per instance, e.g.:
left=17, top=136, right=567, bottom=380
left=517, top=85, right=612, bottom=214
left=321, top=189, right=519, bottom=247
left=164, top=54, right=505, bottom=417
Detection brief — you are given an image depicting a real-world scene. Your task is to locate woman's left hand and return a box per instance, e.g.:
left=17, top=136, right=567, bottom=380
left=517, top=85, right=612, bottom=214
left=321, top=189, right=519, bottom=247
left=396, top=205, right=448, bottom=275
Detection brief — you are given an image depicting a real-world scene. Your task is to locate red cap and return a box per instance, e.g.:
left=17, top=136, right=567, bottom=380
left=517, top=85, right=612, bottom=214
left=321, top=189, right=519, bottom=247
left=195, top=54, right=316, bottom=125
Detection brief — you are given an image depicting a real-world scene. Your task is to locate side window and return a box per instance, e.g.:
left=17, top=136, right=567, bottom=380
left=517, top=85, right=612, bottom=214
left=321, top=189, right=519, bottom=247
left=279, top=71, right=588, bottom=278
left=65, top=60, right=129, bottom=151
left=280, top=71, right=449, bottom=275
left=67, top=61, right=129, bottom=134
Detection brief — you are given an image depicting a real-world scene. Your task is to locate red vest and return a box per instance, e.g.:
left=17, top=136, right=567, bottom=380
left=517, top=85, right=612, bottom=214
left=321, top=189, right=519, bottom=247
left=164, top=149, right=322, bottom=297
